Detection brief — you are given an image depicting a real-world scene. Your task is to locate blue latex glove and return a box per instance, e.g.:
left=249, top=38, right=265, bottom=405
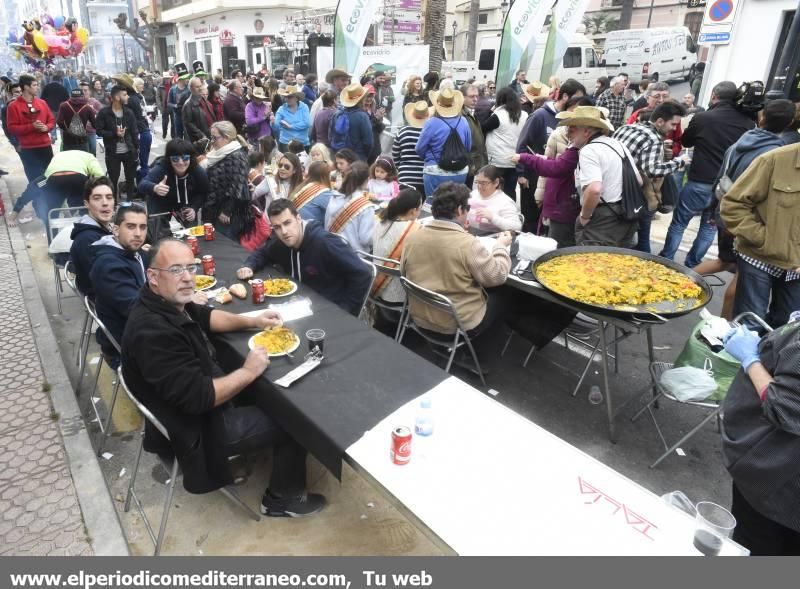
left=723, top=324, right=761, bottom=370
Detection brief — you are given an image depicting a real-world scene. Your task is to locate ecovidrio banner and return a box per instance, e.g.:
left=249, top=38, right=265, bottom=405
left=540, top=0, right=591, bottom=82
left=495, top=0, right=552, bottom=88
left=333, top=0, right=382, bottom=73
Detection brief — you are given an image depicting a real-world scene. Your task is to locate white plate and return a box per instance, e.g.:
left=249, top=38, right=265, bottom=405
left=261, top=279, right=299, bottom=298
left=247, top=331, right=301, bottom=357
left=194, top=275, right=217, bottom=291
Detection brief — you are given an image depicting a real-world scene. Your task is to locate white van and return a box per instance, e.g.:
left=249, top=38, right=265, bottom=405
left=602, top=27, right=698, bottom=83
left=463, top=32, right=606, bottom=89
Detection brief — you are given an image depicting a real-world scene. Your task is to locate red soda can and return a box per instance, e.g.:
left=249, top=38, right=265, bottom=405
left=204, top=223, right=215, bottom=241
left=251, top=279, right=265, bottom=304
left=186, top=235, right=199, bottom=255
left=201, top=254, right=215, bottom=276
left=390, top=426, right=412, bottom=465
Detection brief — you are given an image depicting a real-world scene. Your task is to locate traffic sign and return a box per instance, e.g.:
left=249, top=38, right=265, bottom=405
left=698, top=0, right=739, bottom=45
left=698, top=31, right=731, bottom=44
left=687, top=0, right=706, bottom=7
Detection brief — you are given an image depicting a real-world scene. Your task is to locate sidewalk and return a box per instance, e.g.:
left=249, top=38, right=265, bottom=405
left=0, top=184, right=127, bottom=555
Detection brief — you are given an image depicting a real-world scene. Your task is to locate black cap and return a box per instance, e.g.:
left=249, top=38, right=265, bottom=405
left=70, top=88, right=83, bottom=97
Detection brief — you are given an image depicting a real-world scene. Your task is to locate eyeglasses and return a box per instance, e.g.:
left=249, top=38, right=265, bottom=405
left=210, top=135, right=224, bottom=142
left=488, top=86, right=496, bottom=90
left=475, top=180, right=493, bottom=187
left=169, top=155, right=191, bottom=163
left=278, top=163, right=293, bottom=171
left=150, top=264, right=199, bottom=276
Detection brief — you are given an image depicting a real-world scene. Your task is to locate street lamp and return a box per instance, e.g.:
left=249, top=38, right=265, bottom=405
left=500, top=0, right=509, bottom=20
left=451, top=21, right=457, bottom=61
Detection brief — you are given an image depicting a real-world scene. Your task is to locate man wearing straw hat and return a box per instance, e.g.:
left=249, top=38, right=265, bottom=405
left=330, top=83, right=373, bottom=162
left=556, top=105, right=640, bottom=247
left=416, top=87, right=472, bottom=197
left=310, top=69, right=351, bottom=120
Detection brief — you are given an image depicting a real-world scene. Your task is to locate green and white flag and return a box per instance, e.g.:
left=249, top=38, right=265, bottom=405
left=496, top=0, right=552, bottom=88
left=540, top=0, right=591, bottom=82
left=334, top=0, right=382, bottom=73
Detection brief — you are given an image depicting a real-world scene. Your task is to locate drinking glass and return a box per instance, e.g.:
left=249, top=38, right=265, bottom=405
left=306, top=329, right=325, bottom=354
left=693, top=501, right=736, bottom=556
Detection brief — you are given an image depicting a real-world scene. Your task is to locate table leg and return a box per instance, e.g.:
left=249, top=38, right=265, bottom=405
left=614, top=327, right=620, bottom=374
left=571, top=336, right=603, bottom=397
left=600, top=321, right=616, bottom=443
left=646, top=326, right=658, bottom=409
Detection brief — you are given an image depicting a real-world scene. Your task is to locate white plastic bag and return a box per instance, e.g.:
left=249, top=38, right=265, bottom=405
left=48, top=223, right=75, bottom=255
left=659, top=365, right=717, bottom=402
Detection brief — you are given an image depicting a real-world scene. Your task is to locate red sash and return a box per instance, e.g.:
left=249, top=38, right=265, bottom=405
left=371, top=221, right=419, bottom=298
left=291, top=183, right=327, bottom=210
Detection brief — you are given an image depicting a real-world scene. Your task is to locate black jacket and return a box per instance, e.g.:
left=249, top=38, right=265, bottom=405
left=223, top=93, right=246, bottom=134
left=244, top=220, right=372, bottom=316
left=121, top=285, right=234, bottom=494
left=41, top=81, right=69, bottom=115
left=126, top=92, right=149, bottom=134
left=205, top=147, right=253, bottom=238
left=722, top=321, right=800, bottom=532
left=69, top=215, right=112, bottom=298
left=182, top=95, right=211, bottom=142
left=681, top=101, right=756, bottom=183
left=137, top=157, right=209, bottom=215
left=94, top=105, right=139, bottom=154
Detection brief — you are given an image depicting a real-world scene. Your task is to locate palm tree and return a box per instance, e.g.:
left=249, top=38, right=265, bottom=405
left=618, top=0, right=635, bottom=30
left=424, top=0, right=447, bottom=72
left=466, top=0, right=480, bottom=60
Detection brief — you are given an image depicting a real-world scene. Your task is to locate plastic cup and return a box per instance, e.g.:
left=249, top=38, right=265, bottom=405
left=306, top=329, right=326, bottom=354
left=693, top=501, right=736, bottom=556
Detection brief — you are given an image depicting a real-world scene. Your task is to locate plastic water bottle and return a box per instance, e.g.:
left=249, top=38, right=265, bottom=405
left=588, top=385, right=604, bottom=405
left=414, top=398, right=434, bottom=436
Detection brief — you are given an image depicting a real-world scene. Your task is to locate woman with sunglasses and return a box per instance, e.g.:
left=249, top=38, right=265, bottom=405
left=252, top=152, right=305, bottom=209
left=138, top=139, right=209, bottom=237
left=202, top=121, right=253, bottom=240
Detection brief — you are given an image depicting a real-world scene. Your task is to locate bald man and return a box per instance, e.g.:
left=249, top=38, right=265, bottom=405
left=121, top=238, right=326, bottom=516
left=181, top=77, right=212, bottom=142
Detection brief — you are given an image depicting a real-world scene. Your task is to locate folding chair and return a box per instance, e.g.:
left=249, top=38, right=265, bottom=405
left=47, top=206, right=87, bottom=313
left=398, top=276, right=486, bottom=386
left=357, top=251, right=408, bottom=341
left=633, top=311, right=773, bottom=468
left=82, top=296, right=122, bottom=456
left=63, top=261, right=93, bottom=376
left=118, top=369, right=260, bottom=556
left=355, top=254, right=377, bottom=322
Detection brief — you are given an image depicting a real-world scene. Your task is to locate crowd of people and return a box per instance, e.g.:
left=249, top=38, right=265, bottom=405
left=3, top=55, right=800, bottom=555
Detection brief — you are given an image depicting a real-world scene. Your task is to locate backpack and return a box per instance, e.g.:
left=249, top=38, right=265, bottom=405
left=591, top=138, right=647, bottom=222
left=66, top=104, right=88, bottom=139
left=328, top=107, right=351, bottom=151
left=436, top=116, right=469, bottom=172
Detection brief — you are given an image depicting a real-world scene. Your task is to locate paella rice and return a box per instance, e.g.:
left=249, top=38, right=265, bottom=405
left=263, top=278, right=295, bottom=296
left=187, top=226, right=205, bottom=237
left=253, top=327, right=299, bottom=355
left=194, top=275, right=216, bottom=290
left=536, top=253, right=703, bottom=308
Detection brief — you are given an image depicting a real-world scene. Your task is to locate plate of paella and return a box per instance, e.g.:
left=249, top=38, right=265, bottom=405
left=261, top=278, right=298, bottom=297
left=194, top=274, right=217, bottom=291
left=248, top=326, right=301, bottom=357
left=532, top=247, right=711, bottom=318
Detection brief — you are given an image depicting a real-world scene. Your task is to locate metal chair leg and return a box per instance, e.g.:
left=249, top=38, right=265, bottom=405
left=154, top=458, right=180, bottom=556
left=393, top=302, right=407, bottom=342
left=124, top=433, right=145, bottom=513
left=650, top=409, right=721, bottom=469
left=76, top=311, right=89, bottom=367
left=54, top=265, right=63, bottom=314
left=464, top=335, right=487, bottom=387
left=88, top=355, right=105, bottom=429
left=522, top=345, right=537, bottom=368
left=219, top=486, right=261, bottom=521
left=443, top=333, right=460, bottom=374
left=500, top=331, right=514, bottom=357
left=97, top=377, right=120, bottom=456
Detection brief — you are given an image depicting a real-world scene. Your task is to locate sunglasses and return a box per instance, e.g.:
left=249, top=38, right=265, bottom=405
left=278, top=163, right=293, bottom=171
left=169, top=155, right=191, bottom=163
left=26, top=102, right=37, bottom=114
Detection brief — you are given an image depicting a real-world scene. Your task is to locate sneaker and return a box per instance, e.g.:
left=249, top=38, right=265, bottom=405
left=260, top=490, right=326, bottom=518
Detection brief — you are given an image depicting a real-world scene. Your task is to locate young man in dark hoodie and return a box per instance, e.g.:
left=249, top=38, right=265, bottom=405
left=90, top=202, right=148, bottom=364
left=70, top=177, right=115, bottom=298
left=236, top=200, right=372, bottom=316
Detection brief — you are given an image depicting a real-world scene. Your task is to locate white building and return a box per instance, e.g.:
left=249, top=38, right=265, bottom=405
left=701, top=0, right=798, bottom=105
left=450, top=0, right=508, bottom=62
left=582, top=0, right=706, bottom=44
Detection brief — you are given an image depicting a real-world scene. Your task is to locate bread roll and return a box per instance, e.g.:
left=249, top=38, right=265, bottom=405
left=215, top=291, right=232, bottom=304
left=229, top=283, right=247, bottom=299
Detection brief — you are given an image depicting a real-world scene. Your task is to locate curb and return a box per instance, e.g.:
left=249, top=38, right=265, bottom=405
left=2, top=186, right=130, bottom=556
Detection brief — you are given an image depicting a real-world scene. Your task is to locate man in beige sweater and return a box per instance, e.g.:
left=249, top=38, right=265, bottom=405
left=401, top=182, right=512, bottom=336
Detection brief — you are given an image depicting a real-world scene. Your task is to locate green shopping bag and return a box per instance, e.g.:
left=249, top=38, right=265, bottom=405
left=673, top=319, right=741, bottom=402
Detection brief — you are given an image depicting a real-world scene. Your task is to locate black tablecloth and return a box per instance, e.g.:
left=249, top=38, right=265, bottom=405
left=197, top=235, right=447, bottom=478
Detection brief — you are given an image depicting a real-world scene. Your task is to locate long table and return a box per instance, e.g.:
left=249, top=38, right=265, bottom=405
left=196, top=234, right=743, bottom=555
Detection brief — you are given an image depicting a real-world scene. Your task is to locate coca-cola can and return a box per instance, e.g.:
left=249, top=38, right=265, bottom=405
left=251, top=279, right=265, bottom=304
left=204, top=223, right=215, bottom=241
left=186, top=235, right=199, bottom=255
left=201, top=255, right=215, bottom=276
left=390, top=426, right=412, bottom=465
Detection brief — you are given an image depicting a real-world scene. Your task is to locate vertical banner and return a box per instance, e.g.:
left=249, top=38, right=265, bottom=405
left=334, top=0, right=383, bottom=73
left=540, top=0, right=591, bottom=82
left=495, top=0, right=552, bottom=88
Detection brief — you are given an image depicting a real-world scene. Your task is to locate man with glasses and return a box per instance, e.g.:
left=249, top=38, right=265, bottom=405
left=122, top=238, right=326, bottom=515
left=461, top=83, right=487, bottom=188
left=90, top=203, right=148, bottom=366
left=6, top=74, right=55, bottom=182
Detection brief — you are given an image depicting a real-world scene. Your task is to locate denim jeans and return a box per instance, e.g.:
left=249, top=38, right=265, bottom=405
left=136, top=129, right=152, bottom=183
left=87, top=133, right=97, bottom=156
left=659, top=180, right=716, bottom=267
left=733, top=257, right=800, bottom=329
left=423, top=172, right=467, bottom=198
left=19, top=146, right=53, bottom=182
left=635, top=211, right=654, bottom=253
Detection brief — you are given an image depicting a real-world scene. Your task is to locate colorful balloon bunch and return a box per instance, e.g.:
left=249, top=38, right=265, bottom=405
left=7, top=14, right=90, bottom=64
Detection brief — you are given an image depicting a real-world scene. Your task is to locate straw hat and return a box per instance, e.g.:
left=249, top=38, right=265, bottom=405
left=429, top=88, right=464, bottom=117
left=325, top=69, right=350, bottom=84
left=522, top=81, right=552, bottom=102
left=277, top=85, right=304, bottom=99
left=251, top=86, right=267, bottom=100
left=404, top=100, right=435, bottom=128
left=112, top=73, right=135, bottom=91
left=556, top=106, right=615, bottom=134
left=340, top=83, right=368, bottom=108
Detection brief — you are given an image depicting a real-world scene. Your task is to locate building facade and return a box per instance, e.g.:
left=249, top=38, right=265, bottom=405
left=582, top=0, right=705, bottom=45
left=450, top=0, right=508, bottom=62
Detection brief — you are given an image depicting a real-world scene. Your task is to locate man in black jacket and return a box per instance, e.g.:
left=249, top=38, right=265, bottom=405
left=69, top=177, right=114, bottom=298
left=122, top=238, right=326, bottom=515
left=182, top=77, right=212, bottom=142
left=94, top=85, right=139, bottom=199
left=659, top=81, right=756, bottom=267
left=223, top=80, right=246, bottom=134
left=113, top=73, right=150, bottom=181
left=236, top=200, right=372, bottom=316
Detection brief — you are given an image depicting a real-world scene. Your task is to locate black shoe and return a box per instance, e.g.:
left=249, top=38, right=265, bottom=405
left=260, top=490, right=326, bottom=517
left=0, top=169, right=8, bottom=176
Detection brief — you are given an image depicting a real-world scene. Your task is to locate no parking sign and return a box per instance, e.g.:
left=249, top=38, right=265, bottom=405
left=698, top=0, right=740, bottom=45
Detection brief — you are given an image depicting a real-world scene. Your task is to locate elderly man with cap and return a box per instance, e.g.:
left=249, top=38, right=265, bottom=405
left=415, top=88, right=472, bottom=197
left=56, top=87, right=96, bottom=152
left=244, top=86, right=273, bottom=146
left=311, top=68, right=350, bottom=120
left=556, top=105, right=641, bottom=247
left=392, top=101, right=434, bottom=194
left=182, top=77, right=214, bottom=143
left=329, top=83, right=373, bottom=162
left=274, top=85, right=311, bottom=151
left=112, top=72, right=150, bottom=180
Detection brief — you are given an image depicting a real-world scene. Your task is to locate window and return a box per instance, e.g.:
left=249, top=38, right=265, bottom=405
left=186, top=41, right=197, bottom=63
left=478, top=13, right=488, bottom=25
left=478, top=49, right=495, bottom=71
left=584, top=48, right=597, bottom=68
left=684, top=11, right=703, bottom=41
left=563, top=47, right=581, bottom=69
